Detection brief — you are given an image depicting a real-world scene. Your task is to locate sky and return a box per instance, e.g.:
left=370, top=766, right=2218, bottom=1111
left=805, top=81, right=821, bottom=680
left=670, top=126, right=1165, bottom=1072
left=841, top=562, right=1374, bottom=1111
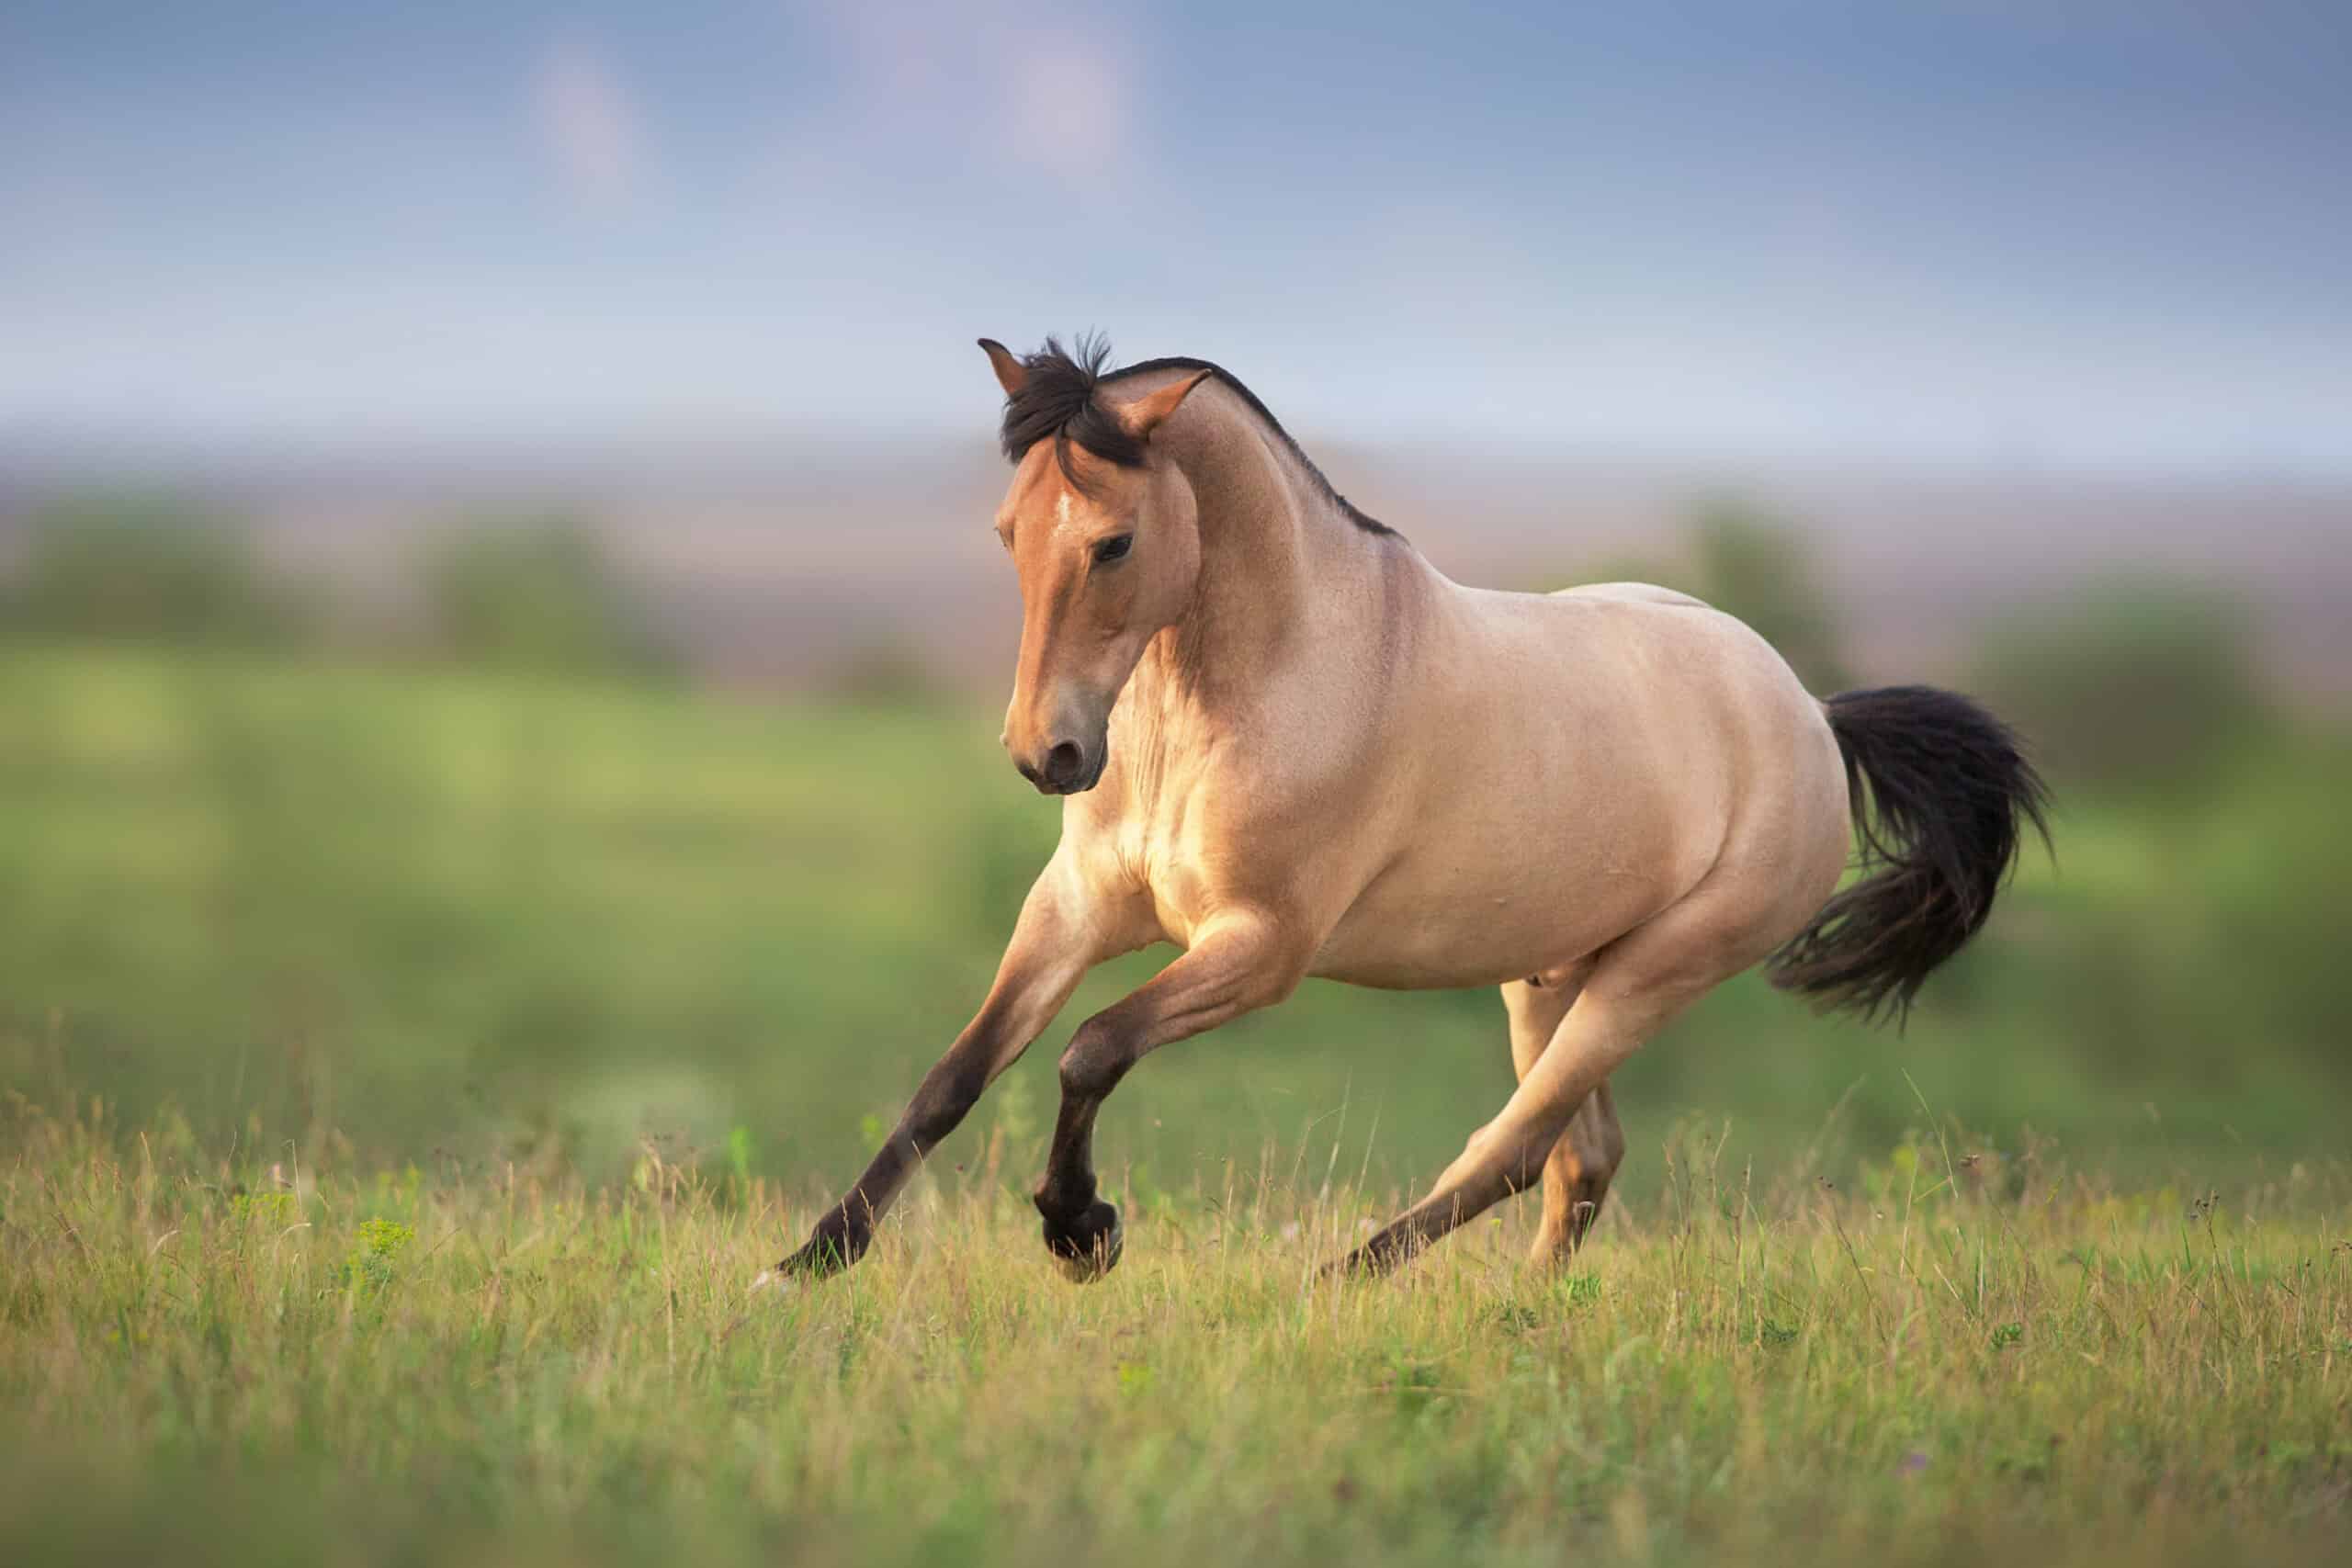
left=3, top=1, right=2348, bottom=471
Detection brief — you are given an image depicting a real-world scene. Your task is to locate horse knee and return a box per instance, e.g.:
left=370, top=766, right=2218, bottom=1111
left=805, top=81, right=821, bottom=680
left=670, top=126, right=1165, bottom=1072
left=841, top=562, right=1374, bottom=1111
left=1057, top=1021, right=1130, bottom=1101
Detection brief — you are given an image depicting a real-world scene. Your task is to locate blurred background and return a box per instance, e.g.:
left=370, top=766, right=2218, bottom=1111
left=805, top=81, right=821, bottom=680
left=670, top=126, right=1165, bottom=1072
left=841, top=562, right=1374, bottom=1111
left=3, top=2, right=2346, bottom=1201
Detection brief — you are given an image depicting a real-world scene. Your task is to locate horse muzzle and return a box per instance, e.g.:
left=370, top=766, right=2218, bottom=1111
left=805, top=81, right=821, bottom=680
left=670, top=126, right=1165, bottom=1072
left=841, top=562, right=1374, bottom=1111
left=1012, top=737, right=1106, bottom=795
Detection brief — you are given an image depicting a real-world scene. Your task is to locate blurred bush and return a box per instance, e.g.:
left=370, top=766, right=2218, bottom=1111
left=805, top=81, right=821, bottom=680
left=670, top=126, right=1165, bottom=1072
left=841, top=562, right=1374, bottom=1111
left=1970, top=581, right=2266, bottom=792
left=1, top=496, right=308, bottom=649
left=822, top=637, right=952, bottom=708
left=1684, top=499, right=1852, bottom=693
left=1555, top=499, right=1852, bottom=693
left=417, top=517, right=674, bottom=680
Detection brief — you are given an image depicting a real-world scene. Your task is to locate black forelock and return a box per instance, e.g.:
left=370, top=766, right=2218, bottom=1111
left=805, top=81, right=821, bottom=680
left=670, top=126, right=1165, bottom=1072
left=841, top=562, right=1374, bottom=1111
left=991, top=334, right=1397, bottom=537
left=995, top=333, right=1146, bottom=483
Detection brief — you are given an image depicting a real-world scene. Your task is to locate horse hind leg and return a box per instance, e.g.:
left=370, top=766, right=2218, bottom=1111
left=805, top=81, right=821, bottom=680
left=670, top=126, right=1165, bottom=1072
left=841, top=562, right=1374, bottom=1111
left=1503, top=972, right=1625, bottom=1264
left=1543, top=1086, right=1624, bottom=1258
left=1342, top=878, right=1802, bottom=1278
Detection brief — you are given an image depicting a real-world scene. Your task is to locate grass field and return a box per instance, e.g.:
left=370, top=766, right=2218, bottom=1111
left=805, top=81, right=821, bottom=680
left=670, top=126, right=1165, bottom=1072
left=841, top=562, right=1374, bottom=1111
left=2, top=645, right=2349, bottom=1563
left=3, top=1093, right=2347, bottom=1567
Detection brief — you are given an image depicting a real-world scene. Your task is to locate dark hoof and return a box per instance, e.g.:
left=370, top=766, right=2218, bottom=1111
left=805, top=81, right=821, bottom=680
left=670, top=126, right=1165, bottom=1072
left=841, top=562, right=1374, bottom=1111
left=775, top=1220, right=866, bottom=1281
left=1325, top=1227, right=1419, bottom=1281
left=1040, top=1198, right=1123, bottom=1281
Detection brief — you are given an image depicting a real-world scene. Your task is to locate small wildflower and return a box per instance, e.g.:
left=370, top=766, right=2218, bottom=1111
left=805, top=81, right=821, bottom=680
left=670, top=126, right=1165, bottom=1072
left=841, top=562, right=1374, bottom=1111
left=356, top=1218, right=415, bottom=1258
left=342, top=1218, right=416, bottom=1292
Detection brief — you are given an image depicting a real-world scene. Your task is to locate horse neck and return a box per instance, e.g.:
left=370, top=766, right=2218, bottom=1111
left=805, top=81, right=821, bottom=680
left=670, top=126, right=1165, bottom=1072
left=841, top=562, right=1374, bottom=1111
left=1132, top=397, right=1392, bottom=720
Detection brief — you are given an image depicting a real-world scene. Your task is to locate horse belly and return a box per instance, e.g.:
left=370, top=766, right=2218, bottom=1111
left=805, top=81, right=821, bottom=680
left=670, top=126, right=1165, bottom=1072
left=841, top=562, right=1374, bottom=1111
left=1306, top=825, right=1684, bottom=991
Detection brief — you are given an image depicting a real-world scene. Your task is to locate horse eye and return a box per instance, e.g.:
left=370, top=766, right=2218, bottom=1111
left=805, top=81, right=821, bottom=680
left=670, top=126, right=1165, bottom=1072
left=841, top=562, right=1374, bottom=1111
left=1092, top=534, right=1133, bottom=564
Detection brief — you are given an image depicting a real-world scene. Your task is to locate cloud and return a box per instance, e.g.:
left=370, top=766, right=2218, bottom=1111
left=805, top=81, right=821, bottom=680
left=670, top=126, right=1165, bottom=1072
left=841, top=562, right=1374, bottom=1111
left=532, top=36, right=647, bottom=211
left=1001, top=37, right=1131, bottom=183
left=786, top=0, right=1137, bottom=186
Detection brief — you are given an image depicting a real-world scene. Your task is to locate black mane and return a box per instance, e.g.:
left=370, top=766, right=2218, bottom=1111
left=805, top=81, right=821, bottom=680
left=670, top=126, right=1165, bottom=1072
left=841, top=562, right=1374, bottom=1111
left=992, top=333, right=1396, bottom=538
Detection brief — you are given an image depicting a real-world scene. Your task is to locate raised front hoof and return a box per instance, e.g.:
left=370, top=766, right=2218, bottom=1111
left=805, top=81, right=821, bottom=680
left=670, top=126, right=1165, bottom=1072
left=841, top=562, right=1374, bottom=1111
left=1040, top=1199, right=1124, bottom=1282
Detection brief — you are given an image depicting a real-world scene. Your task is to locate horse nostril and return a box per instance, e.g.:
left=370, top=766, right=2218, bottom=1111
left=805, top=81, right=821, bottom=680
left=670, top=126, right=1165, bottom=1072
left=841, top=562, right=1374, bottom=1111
left=1045, top=741, right=1083, bottom=783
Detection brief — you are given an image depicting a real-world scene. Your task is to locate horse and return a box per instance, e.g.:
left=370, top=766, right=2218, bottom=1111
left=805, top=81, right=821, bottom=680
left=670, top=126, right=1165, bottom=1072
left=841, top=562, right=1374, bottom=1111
left=767, top=334, right=2048, bottom=1285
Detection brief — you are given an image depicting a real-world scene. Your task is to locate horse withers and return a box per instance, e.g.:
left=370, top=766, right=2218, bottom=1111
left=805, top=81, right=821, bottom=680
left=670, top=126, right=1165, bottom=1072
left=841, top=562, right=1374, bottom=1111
left=767, top=335, right=2048, bottom=1285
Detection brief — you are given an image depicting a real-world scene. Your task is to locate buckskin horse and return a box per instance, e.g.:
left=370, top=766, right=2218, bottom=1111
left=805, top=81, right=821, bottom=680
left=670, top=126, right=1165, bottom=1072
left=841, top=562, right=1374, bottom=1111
left=767, top=335, right=2047, bottom=1286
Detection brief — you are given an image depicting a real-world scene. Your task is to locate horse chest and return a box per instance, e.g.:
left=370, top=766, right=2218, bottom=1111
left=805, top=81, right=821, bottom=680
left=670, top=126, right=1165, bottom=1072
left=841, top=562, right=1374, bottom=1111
left=1062, top=792, right=1216, bottom=950
left=1132, top=818, right=1221, bottom=948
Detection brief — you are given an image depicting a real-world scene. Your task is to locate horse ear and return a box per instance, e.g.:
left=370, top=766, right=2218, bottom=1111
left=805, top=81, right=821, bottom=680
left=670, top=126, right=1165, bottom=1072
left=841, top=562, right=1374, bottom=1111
left=1116, top=368, right=1213, bottom=442
left=978, top=338, right=1027, bottom=398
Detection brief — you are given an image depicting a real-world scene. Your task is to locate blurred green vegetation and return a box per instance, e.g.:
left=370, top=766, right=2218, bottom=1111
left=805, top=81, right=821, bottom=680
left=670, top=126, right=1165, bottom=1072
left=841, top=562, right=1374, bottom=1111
left=0, top=657, right=2343, bottom=1200
left=2, top=496, right=308, bottom=649
left=416, top=516, right=677, bottom=680
left=1972, top=580, right=2267, bottom=791
left=3, top=496, right=673, bottom=678
left=0, top=495, right=2343, bottom=1203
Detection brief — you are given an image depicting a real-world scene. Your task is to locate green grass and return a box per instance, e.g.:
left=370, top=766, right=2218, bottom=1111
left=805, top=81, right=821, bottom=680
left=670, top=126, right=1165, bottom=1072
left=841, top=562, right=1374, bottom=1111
left=3, top=645, right=2346, bottom=1562
left=3, top=1096, right=2347, bottom=1567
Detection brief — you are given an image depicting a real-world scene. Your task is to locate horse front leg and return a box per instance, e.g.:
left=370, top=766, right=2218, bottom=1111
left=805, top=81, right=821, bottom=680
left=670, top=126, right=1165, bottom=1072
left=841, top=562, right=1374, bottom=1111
left=768, top=858, right=1097, bottom=1283
left=1034, top=914, right=1306, bottom=1280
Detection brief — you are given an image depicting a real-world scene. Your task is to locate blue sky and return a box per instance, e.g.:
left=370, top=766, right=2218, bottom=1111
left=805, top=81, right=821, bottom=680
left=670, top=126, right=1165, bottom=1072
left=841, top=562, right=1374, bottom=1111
left=4, top=1, right=2347, bottom=469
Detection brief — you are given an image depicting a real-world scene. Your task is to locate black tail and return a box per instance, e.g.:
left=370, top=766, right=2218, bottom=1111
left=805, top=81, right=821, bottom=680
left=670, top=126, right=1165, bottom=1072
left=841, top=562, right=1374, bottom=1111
left=1767, top=685, right=2051, bottom=1025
